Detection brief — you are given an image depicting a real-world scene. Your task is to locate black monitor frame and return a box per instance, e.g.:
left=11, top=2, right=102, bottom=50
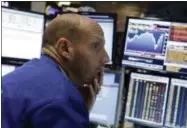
left=44, top=12, right=117, bottom=69
left=121, top=16, right=187, bottom=75
left=1, top=6, right=45, bottom=65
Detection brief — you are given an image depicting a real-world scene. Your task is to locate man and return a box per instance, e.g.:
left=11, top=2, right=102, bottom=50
left=2, top=13, right=109, bottom=128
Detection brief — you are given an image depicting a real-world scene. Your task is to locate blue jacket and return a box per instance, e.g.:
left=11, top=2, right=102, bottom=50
left=2, top=55, right=90, bottom=128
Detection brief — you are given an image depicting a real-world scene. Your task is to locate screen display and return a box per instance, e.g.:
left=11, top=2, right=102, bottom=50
left=2, top=64, right=16, bottom=77
left=165, top=78, right=187, bottom=128
left=125, top=73, right=169, bottom=127
left=45, top=14, right=115, bottom=65
left=2, top=7, right=44, bottom=60
left=122, top=18, right=187, bottom=73
left=90, top=72, right=121, bottom=126
left=164, top=23, right=187, bottom=73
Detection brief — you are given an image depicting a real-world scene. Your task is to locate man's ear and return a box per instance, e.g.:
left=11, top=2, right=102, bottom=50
left=55, top=37, right=74, bottom=60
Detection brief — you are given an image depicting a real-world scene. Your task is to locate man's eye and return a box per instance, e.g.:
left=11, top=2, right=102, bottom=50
left=93, top=44, right=99, bottom=48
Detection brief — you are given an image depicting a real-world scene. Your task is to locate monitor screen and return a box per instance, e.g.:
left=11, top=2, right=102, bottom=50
left=2, top=64, right=16, bottom=77
left=2, top=7, right=44, bottom=60
left=122, top=17, right=187, bottom=73
left=125, top=73, right=169, bottom=127
left=45, top=13, right=116, bottom=65
left=89, top=71, right=121, bottom=126
left=164, top=23, right=187, bottom=73
left=165, top=78, right=187, bottom=128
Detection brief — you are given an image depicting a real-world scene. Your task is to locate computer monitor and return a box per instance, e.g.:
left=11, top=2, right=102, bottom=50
left=45, top=12, right=117, bottom=65
left=124, top=73, right=169, bottom=127
left=2, top=64, right=17, bottom=77
left=2, top=7, right=44, bottom=62
left=164, top=23, right=187, bottom=74
left=122, top=17, right=187, bottom=73
left=165, top=78, right=187, bottom=128
left=89, top=70, right=123, bottom=127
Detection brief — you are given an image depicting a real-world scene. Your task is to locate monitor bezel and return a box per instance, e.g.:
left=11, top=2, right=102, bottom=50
left=120, top=16, right=187, bottom=74
left=44, top=12, right=117, bottom=69
left=1, top=6, right=45, bottom=65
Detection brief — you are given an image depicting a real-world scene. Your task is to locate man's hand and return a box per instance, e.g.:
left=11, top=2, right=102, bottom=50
left=78, top=70, right=104, bottom=112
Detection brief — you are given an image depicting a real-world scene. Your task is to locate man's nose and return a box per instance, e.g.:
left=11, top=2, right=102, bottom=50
left=102, top=49, right=110, bottom=64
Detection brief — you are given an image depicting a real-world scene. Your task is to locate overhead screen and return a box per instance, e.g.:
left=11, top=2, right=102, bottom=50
left=90, top=71, right=122, bottom=126
left=2, top=7, right=44, bottom=60
left=45, top=13, right=116, bottom=65
left=122, top=17, right=187, bottom=74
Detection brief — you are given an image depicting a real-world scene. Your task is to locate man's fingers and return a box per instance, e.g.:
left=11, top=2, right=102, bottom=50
left=88, top=84, right=96, bottom=98
left=94, top=78, right=101, bottom=95
left=93, top=79, right=98, bottom=93
left=99, top=69, right=104, bottom=86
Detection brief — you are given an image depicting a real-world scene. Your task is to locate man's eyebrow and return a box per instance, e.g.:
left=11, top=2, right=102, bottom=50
left=91, top=36, right=105, bottom=44
left=91, top=40, right=105, bottom=47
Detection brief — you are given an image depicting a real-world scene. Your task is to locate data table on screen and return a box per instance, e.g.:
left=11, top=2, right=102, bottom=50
left=165, top=78, right=187, bottom=128
left=125, top=73, right=169, bottom=127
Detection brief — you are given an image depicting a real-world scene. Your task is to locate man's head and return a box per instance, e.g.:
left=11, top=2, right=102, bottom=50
left=42, top=13, right=109, bottom=86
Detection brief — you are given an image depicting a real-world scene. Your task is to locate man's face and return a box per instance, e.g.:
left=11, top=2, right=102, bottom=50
left=70, top=28, right=109, bottom=85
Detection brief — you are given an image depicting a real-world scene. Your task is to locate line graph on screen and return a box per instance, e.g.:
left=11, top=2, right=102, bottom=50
left=126, top=22, right=170, bottom=54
